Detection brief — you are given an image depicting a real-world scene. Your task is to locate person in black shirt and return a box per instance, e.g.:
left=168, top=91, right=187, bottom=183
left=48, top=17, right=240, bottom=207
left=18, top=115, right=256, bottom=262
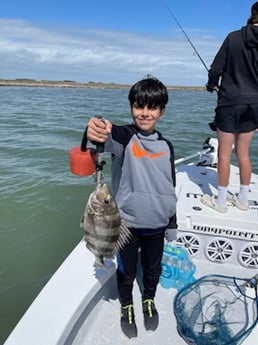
left=201, top=2, right=258, bottom=213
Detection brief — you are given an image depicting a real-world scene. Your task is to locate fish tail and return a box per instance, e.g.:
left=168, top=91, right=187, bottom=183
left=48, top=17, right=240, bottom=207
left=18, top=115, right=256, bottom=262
left=93, top=256, right=106, bottom=269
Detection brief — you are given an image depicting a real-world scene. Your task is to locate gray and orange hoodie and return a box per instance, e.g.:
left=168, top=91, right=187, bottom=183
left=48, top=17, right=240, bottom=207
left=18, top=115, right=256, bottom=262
left=104, top=123, right=177, bottom=231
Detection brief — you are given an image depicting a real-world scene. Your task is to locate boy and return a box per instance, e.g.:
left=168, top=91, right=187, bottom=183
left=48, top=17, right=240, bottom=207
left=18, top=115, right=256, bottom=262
left=86, top=76, right=177, bottom=338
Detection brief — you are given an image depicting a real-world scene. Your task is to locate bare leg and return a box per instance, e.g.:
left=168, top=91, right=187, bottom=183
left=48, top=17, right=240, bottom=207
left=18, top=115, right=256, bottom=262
left=235, top=131, right=254, bottom=185
left=201, top=129, right=255, bottom=212
left=235, top=131, right=254, bottom=206
left=217, top=129, right=235, bottom=187
left=215, top=130, right=235, bottom=209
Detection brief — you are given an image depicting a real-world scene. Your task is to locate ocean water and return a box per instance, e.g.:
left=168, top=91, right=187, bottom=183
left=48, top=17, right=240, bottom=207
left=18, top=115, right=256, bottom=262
left=0, top=86, right=257, bottom=344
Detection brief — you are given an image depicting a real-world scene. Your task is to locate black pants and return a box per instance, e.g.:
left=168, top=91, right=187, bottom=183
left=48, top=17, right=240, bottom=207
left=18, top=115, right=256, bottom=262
left=116, top=232, right=164, bottom=306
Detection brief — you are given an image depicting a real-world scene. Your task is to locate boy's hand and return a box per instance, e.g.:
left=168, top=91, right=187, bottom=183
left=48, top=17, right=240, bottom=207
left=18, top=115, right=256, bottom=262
left=87, top=117, right=112, bottom=142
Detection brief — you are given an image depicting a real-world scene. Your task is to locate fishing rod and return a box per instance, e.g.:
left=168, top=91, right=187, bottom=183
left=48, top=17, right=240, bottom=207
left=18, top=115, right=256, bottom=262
left=163, top=1, right=209, bottom=72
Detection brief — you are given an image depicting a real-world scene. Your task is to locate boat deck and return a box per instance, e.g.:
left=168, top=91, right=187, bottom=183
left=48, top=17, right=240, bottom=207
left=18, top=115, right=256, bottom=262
left=67, top=259, right=257, bottom=345
left=65, top=163, right=258, bottom=345
left=4, top=160, right=258, bottom=345
left=175, top=163, right=258, bottom=268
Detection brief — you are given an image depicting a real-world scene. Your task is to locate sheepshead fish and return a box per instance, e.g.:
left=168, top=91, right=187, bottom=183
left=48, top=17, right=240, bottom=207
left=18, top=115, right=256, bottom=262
left=80, top=183, right=131, bottom=268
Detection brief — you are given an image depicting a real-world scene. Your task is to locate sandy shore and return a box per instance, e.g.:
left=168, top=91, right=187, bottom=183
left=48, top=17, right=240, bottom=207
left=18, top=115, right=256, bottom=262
left=0, top=79, right=205, bottom=91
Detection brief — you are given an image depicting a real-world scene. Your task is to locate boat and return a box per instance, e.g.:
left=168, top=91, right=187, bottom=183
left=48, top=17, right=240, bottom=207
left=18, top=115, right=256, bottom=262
left=3, top=137, right=258, bottom=345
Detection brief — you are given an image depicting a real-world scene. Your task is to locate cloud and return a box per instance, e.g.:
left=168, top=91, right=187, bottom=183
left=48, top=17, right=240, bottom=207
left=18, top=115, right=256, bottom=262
left=0, top=19, right=221, bottom=86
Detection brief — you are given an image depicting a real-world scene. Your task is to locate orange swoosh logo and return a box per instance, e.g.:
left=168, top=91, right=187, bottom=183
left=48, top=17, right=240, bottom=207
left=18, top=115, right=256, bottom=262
left=132, top=139, right=167, bottom=159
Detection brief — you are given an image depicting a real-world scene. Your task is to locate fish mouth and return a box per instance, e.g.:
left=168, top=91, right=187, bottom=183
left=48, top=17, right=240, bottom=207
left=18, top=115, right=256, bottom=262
left=96, top=183, right=111, bottom=203
left=96, top=182, right=106, bottom=191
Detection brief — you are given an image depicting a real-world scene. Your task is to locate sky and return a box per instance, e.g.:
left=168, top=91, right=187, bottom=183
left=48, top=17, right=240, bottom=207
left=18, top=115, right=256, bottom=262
left=0, top=0, right=256, bottom=86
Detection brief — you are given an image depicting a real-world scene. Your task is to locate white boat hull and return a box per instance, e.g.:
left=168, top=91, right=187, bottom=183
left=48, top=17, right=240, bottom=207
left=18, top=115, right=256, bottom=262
left=4, top=140, right=258, bottom=345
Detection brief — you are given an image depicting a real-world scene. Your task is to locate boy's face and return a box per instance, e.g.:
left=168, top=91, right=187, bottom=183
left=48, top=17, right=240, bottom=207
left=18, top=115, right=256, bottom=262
left=131, top=104, right=164, bottom=133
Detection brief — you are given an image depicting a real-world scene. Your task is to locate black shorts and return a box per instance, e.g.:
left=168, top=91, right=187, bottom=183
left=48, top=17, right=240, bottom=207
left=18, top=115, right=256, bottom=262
left=215, top=104, right=258, bottom=133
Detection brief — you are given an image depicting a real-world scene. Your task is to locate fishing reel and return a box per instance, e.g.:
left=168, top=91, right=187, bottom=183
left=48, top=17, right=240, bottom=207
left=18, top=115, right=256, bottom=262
left=197, top=137, right=218, bottom=167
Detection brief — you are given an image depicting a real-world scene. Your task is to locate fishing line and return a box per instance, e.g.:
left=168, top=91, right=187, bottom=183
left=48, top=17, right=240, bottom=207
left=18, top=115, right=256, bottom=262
left=163, top=1, right=209, bottom=72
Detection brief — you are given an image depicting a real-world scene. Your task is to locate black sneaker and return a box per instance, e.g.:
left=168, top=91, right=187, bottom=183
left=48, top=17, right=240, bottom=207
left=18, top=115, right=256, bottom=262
left=120, top=304, right=138, bottom=338
left=142, top=299, right=159, bottom=331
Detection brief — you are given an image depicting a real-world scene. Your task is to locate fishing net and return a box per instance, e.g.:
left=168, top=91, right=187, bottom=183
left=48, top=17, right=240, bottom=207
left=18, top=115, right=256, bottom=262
left=174, top=274, right=258, bottom=345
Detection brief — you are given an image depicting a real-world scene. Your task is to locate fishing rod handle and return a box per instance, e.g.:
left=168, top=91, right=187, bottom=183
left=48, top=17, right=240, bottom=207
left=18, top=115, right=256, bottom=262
left=96, top=142, right=104, bottom=153
left=95, top=115, right=106, bottom=153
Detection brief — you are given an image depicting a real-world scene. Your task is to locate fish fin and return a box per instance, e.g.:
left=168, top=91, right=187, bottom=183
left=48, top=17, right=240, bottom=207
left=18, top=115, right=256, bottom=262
left=115, top=220, right=131, bottom=251
left=80, top=214, right=84, bottom=228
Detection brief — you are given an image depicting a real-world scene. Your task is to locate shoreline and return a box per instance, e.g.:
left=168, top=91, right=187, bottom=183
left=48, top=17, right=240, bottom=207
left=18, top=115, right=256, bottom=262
left=0, top=79, right=205, bottom=91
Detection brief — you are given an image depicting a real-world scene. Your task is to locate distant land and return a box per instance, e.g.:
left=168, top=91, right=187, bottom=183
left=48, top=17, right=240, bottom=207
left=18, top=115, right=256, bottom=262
left=0, top=78, right=205, bottom=91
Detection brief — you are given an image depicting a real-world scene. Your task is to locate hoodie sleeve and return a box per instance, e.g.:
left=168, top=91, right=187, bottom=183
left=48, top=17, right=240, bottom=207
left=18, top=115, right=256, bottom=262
left=104, top=124, right=137, bottom=156
left=207, top=35, right=229, bottom=88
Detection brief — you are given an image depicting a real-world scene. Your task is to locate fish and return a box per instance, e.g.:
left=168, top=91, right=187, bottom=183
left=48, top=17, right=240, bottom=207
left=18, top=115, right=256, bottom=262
left=80, top=183, right=131, bottom=268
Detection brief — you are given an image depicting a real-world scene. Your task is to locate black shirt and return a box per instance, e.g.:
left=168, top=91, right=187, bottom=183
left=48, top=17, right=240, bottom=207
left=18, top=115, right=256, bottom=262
left=208, top=24, right=258, bottom=106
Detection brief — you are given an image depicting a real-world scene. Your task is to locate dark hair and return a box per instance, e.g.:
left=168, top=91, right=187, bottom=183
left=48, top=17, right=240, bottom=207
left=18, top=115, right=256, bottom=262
left=252, top=2, right=258, bottom=14
left=128, top=76, right=168, bottom=110
left=247, top=13, right=258, bottom=24
left=247, top=2, right=258, bottom=24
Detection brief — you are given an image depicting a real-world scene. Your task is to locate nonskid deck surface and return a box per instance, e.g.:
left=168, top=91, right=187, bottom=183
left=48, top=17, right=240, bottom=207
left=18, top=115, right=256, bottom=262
left=69, top=260, right=258, bottom=345
left=69, top=278, right=178, bottom=345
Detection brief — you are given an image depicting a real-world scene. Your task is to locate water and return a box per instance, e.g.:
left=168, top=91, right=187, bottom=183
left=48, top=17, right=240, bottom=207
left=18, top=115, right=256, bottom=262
left=0, top=86, right=257, bottom=344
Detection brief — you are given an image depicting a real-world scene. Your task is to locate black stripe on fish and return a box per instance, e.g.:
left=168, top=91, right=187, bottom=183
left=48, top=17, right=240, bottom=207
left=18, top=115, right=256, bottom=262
left=84, top=231, right=119, bottom=242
